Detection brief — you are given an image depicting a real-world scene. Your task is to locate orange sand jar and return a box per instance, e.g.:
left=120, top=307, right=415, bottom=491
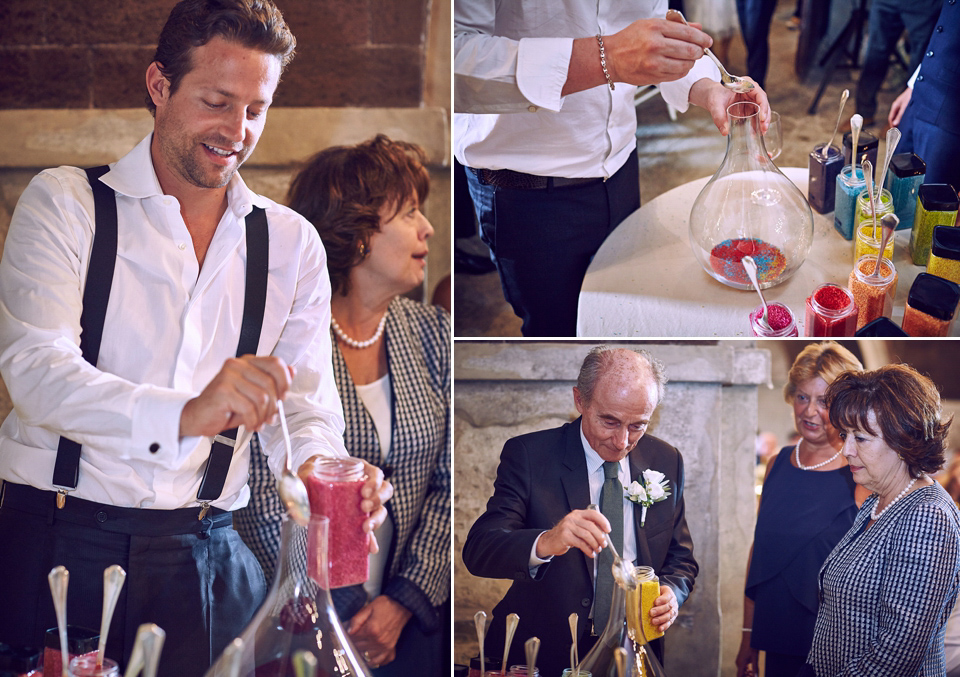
left=626, top=566, right=664, bottom=644
left=848, top=255, right=897, bottom=330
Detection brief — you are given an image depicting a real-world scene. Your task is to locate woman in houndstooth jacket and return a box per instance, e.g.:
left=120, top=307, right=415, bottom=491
left=805, top=364, right=960, bottom=677
left=237, top=135, right=450, bottom=676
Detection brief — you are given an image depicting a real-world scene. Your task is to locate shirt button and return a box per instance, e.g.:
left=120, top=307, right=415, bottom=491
left=149, top=442, right=160, bottom=453
left=581, top=598, right=591, bottom=608
left=937, top=25, right=943, bottom=32
left=178, top=243, right=186, bottom=251
left=918, top=75, right=924, bottom=82
left=527, top=105, right=538, bottom=112
left=926, top=50, right=934, bottom=57
left=96, top=511, right=108, bottom=523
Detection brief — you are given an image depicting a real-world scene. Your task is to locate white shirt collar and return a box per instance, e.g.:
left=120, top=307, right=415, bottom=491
left=99, top=133, right=271, bottom=217
left=579, top=424, right=628, bottom=477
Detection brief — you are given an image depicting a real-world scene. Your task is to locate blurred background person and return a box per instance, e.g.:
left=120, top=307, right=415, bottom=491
left=738, top=342, right=867, bottom=677
left=735, top=0, right=777, bottom=88
left=806, top=364, right=960, bottom=676
left=238, top=135, right=451, bottom=676
left=686, top=0, right=738, bottom=64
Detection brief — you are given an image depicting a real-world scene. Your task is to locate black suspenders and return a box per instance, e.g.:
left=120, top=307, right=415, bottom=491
left=52, top=165, right=269, bottom=516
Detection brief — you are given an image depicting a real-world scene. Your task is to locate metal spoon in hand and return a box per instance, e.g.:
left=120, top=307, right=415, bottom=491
left=666, top=10, right=754, bottom=93
left=742, top=256, right=771, bottom=331
left=587, top=503, right=635, bottom=585
left=276, top=400, right=311, bottom=527
left=871, top=213, right=899, bottom=280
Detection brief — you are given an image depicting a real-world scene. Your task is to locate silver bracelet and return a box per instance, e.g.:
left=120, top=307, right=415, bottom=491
left=597, top=34, right=615, bottom=91
left=742, top=627, right=752, bottom=632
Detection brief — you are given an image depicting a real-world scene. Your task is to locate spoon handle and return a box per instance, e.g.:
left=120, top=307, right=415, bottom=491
left=97, top=565, right=127, bottom=667
left=139, top=624, right=166, bottom=677
left=823, top=89, right=849, bottom=158
left=525, top=637, right=540, bottom=677
left=568, top=612, right=579, bottom=673
left=474, top=610, right=487, bottom=674
left=502, top=613, right=519, bottom=676
left=875, top=126, right=902, bottom=198
left=222, top=638, right=245, bottom=677
left=47, top=566, right=70, bottom=677
left=276, top=399, right=294, bottom=473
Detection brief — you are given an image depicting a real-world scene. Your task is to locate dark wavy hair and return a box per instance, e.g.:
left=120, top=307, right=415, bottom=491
left=146, top=0, right=296, bottom=115
left=287, top=134, right=430, bottom=296
left=827, top=364, right=953, bottom=478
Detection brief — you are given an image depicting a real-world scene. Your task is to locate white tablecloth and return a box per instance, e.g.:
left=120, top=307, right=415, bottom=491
left=577, top=167, right=952, bottom=337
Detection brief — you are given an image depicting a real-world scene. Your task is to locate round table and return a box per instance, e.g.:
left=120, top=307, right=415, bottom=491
left=576, top=167, right=954, bottom=337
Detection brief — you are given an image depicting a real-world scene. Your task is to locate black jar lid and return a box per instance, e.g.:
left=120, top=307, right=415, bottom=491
left=843, top=130, right=879, bottom=152
left=454, top=665, right=470, bottom=677
left=918, top=183, right=959, bottom=212
left=932, top=225, right=960, bottom=261
left=889, top=152, right=926, bottom=178
left=0, top=645, right=43, bottom=676
left=44, top=626, right=99, bottom=654
left=470, top=656, right=503, bottom=671
left=907, top=273, right=960, bottom=321
left=855, top=317, right=909, bottom=336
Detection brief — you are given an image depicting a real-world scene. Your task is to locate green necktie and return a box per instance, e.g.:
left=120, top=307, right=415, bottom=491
left=594, top=460, right=624, bottom=633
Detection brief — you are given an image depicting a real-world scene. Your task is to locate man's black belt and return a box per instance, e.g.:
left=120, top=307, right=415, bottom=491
left=471, top=166, right=605, bottom=190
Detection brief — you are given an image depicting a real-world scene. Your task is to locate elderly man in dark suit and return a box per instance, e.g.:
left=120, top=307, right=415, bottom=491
left=463, top=346, right=698, bottom=677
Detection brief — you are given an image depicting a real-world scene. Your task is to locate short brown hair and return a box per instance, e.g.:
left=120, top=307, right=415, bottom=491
left=146, top=0, right=296, bottom=115
left=826, top=364, right=952, bottom=478
left=783, top=341, right=863, bottom=403
left=287, top=134, right=430, bottom=296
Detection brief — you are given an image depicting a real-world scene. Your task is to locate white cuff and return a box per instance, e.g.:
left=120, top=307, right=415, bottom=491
left=130, top=386, right=194, bottom=465
left=517, top=37, right=574, bottom=112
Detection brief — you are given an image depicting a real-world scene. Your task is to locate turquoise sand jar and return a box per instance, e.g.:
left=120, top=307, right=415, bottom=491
left=834, top=164, right=865, bottom=240
left=910, top=184, right=959, bottom=266
left=883, top=153, right=925, bottom=231
left=690, top=101, right=814, bottom=290
left=808, top=143, right=843, bottom=214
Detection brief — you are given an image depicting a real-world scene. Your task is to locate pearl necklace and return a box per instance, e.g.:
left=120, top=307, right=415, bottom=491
left=331, top=313, right=387, bottom=349
left=870, top=477, right=919, bottom=521
left=794, top=439, right=842, bottom=471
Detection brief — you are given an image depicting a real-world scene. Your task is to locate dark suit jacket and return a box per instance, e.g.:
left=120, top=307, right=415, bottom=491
left=462, top=419, right=698, bottom=677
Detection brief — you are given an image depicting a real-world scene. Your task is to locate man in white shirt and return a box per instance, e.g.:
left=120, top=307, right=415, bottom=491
left=0, top=1, right=390, bottom=674
left=455, top=0, right=771, bottom=336
left=462, top=347, right=697, bottom=677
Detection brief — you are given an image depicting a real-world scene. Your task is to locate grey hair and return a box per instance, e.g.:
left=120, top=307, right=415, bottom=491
left=576, top=346, right=667, bottom=406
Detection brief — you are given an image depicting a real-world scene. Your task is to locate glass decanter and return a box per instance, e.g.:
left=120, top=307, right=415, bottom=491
left=689, top=101, right=814, bottom=290
left=575, top=563, right=666, bottom=677
left=204, top=516, right=372, bottom=677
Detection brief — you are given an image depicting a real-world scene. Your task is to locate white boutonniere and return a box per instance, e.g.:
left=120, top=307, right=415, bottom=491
left=625, top=469, right=671, bottom=527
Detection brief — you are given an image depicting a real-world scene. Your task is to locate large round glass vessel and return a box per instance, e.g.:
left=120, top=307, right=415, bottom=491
left=689, top=101, right=814, bottom=290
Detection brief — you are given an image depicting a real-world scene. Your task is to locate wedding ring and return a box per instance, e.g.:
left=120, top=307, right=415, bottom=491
left=363, top=651, right=371, bottom=662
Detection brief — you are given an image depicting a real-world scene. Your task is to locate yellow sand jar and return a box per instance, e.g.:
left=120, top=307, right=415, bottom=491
left=626, top=566, right=664, bottom=644
left=927, top=225, right=960, bottom=285
left=848, top=256, right=897, bottom=330
left=855, top=188, right=894, bottom=232
left=854, top=222, right=895, bottom=264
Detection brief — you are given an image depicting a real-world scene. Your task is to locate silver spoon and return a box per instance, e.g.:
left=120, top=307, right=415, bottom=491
left=849, top=114, right=863, bottom=180
left=293, top=650, right=318, bottom=677
left=821, top=89, right=849, bottom=159
left=741, top=256, right=771, bottom=330
left=524, top=637, right=540, bottom=677
left=97, top=565, right=126, bottom=668
left=47, top=566, right=70, bottom=677
left=140, top=625, right=165, bottom=677
left=474, top=611, right=487, bottom=677
left=502, top=613, right=519, bottom=677
left=614, top=647, right=628, bottom=677
left=863, top=159, right=878, bottom=239
left=275, top=400, right=311, bottom=527
left=871, top=213, right=899, bottom=280
left=568, top=613, right=579, bottom=676
left=666, top=10, right=754, bottom=93
left=586, top=504, right=635, bottom=584
left=875, top=126, right=902, bottom=200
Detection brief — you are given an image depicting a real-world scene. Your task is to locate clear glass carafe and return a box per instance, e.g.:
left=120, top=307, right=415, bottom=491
left=576, top=563, right=666, bottom=677
left=203, top=516, right=372, bottom=677
left=689, top=101, right=814, bottom=290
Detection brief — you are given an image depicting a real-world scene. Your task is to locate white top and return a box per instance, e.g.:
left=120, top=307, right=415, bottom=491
left=454, top=0, right=720, bottom=178
left=0, top=134, right=347, bottom=510
left=355, top=373, right=395, bottom=599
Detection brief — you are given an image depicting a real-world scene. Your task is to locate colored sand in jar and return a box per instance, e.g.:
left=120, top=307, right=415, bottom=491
left=749, top=302, right=798, bottom=336
left=306, top=460, right=369, bottom=589
left=854, top=223, right=895, bottom=263
left=67, top=656, right=118, bottom=677
left=848, top=257, right=897, bottom=330
left=44, top=627, right=98, bottom=677
left=709, top=238, right=786, bottom=286
left=626, top=579, right=664, bottom=643
left=804, top=284, right=858, bottom=336
left=834, top=165, right=865, bottom=240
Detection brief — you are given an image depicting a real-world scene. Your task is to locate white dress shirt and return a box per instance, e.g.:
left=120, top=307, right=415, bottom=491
left=454, top=0, right=720, bottom=178
left=0, top=134, right=347, bottom=510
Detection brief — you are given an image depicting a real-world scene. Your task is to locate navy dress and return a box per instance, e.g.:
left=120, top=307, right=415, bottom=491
left=746, top=448, right=858, bottom=662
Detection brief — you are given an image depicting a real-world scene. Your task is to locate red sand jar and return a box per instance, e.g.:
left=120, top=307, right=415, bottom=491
left=67, top=656, right=118, bottom=677
left=804, top=284, right=858, bottom=337
left=306, top=458, right=369, bottom=588
left=43, top=628, right=98, bottom=677
left=749, top=302, right=798, bottom=336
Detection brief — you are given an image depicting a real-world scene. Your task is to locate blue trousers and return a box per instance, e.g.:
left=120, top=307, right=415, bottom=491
left=736, top=0, right=779, bottom=88
left=855, top=0, right=940, bottom=119
left=465, top=150, right=640, bottom=337
left=0, top=483, right=267, bottom=677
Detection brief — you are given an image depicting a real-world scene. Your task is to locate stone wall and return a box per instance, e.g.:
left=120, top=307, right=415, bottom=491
left=454, top=341, right=770, bottom=677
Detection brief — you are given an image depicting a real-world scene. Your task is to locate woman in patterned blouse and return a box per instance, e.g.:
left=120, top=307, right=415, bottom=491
left=805, top=364, right=960, bottom=677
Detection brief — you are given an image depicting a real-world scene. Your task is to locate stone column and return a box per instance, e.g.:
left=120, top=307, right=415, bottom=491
left=454, top=341, right=770, bottom=677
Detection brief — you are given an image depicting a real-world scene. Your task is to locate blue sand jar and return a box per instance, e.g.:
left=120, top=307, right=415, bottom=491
left=834, top=164, right=865, bottom=240
left=883, top=153, right=925, bottom=232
